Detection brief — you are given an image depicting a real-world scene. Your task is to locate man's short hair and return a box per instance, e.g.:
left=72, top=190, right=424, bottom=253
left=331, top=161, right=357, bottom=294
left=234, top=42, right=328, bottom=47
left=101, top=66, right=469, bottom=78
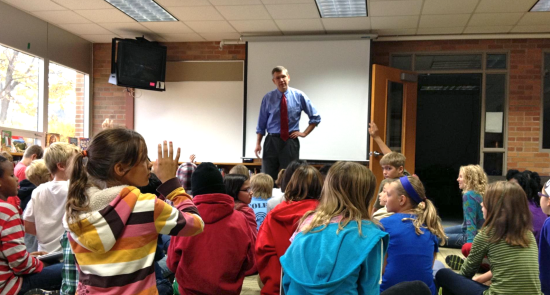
left=380, top=152, right=406, bottom=168
left=272, top=66, right=288, bottom=76
left=44, top=142, right=79, bottom=175
left=24, top=145, right=44, bottom=159
left=26, top=159, right=50, bottom=186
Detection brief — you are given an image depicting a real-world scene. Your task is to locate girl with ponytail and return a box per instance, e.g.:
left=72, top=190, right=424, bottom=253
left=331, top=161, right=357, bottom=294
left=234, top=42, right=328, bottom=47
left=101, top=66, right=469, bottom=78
left=380, top=176, right=446, bottom=295
left=63, top=128, right=204, bottom=295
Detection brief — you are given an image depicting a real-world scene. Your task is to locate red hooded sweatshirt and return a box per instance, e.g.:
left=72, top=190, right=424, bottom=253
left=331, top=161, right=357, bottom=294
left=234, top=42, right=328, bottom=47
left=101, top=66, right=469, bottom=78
left=255, top=199, right=319, bottom=295
left=167, top=193, right=256, bottom=295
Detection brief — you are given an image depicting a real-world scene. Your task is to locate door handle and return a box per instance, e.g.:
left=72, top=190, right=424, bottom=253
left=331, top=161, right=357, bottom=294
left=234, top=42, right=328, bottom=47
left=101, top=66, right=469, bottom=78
left=369, top=151, right=382, bottom=157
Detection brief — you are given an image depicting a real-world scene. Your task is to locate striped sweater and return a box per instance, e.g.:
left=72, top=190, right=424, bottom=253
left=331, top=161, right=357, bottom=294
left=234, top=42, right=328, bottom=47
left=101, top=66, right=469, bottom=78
left=460, top=229, right=542, bottom=295
left=63, top=178, right=204, bottom=295
left=0, top=200, right=43, bottom=295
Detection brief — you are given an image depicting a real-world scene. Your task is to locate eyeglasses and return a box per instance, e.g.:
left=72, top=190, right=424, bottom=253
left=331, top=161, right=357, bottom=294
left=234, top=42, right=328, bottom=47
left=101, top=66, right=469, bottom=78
left=240, top=188, right=252, bottom=193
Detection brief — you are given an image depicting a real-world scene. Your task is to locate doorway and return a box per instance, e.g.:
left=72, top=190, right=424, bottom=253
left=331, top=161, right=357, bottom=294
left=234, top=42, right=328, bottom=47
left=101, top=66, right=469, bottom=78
left=415, top=74, right=482, bottom=219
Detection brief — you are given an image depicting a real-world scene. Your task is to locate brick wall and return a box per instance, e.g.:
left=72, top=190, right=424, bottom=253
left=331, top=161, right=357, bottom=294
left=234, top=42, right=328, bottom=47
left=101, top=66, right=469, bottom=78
left=372, top=39, right=550, bottom=175
left=91, top=42, right=246, bottom=136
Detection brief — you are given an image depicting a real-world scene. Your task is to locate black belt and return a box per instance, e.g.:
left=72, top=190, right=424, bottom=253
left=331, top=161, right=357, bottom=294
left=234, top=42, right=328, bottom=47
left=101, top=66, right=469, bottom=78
left=268, top=132, right=298, bottom=137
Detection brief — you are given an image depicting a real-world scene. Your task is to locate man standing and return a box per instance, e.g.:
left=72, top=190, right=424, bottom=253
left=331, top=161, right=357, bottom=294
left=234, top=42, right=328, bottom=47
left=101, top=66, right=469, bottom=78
left=255, top=66, right=321, bottom=181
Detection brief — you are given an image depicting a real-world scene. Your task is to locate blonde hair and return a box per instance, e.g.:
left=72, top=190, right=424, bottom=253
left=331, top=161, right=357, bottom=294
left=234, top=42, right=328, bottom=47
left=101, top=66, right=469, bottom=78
left=44, top=142, right=79, bottom=175
left=390, top=177, right=447, bottom=244
left=300, top=161, right=376, bottom=236
left=275, top=169, right=285, bottom=188
left=25, top=159, right=50, bottom=186
left=0, top=152, right=13, bottom=163
left=250, top=173, right=273, bottom=200
left=459, top=165, right=488, bottom=196
left=229, top=165, right=249, bottom=180
left=380, top=152, right=406, bottom=168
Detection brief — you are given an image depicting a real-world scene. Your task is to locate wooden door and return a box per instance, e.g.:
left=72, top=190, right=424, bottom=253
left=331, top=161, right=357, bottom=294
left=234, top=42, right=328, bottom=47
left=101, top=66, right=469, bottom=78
left=369, top=64, right=418, bottom=184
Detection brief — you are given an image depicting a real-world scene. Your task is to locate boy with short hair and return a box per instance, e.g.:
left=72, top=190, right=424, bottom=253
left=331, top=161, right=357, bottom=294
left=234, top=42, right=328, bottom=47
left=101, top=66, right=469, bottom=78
left=23, top=142, right=78, bottom=253
left=14, top=145, right=44, bottom=182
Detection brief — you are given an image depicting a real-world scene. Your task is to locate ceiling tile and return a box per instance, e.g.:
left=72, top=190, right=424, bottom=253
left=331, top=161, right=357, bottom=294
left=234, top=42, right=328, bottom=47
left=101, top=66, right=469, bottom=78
left=74, top=9, right=135, bottom=23
left=265, top=4, right=320, bottom=19
left=229, top=20, right=280, bottom=33
left=275, top=19, right=324, bottom=32
left=373, top=28, right=417, bottom=36
left=322, top=17, right=371, bottom=31
left=216, top=5, right=271, bottom=20
left=476, top=0, right=538, bottom=13
left=51, top=0, right=112, bottom=10
left=419, top=14, right=470, bottom=27
left=422, top=0, right=479, bottom=14
left=140, top=22, right=194, bottom=33
left=468, top=13, right=524, bottom=26
left=511, top=25, right=550, bottom=33
left=99, top=23, right=152, bottom=36
left=184, top=20, right=236, bottom=32
left=159, top=33, right=205, bottom=41
left=416, top=27, right=464, bottom=35
left=168, top=6, right=224, bottom=21
left=199, top=32, right=242, bottom=41
left=371, top=16, right=418, bottom=29
left=517, top=12, right=550, bottom=26
left=261, top=0, right=311, bottom=3
left=32, top=10, right=91, bottom=24
left=57, top=23, right=114, bottom=35
left=1, top=0, right=66, bottom=11
left=370, top=0, right=423, bottom=16
left=210, top=0, right=262, bottom=4
left=464, top=26, right=512, bottom=33
left=154, top=0, right=211, bottom=6
left=79, top=34, right=119, bottom=43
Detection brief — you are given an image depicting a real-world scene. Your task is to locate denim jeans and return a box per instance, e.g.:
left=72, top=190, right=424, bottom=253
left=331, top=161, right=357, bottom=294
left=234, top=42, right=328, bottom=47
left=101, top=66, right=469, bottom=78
left=381, top=281, right=432, bottom=295
left=435, top=268, right=489, bottom=295
left=443, top=225, right=467, bottom=248
left=19, top=262, right=63, bottom=295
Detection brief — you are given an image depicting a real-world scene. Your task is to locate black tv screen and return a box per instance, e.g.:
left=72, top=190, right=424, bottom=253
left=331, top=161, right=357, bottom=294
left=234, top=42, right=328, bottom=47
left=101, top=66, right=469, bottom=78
left=110, top=38, right=167, bottom=91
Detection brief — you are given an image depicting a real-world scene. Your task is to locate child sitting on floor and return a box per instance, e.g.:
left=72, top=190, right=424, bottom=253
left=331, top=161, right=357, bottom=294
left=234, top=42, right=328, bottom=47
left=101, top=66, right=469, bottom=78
left=249, top=173, right=274, bottom=230
left=436, top=181, right=542, bottom=295
left=537, top=180, right=550, bottom=295
left=381, top=176, right=446, bottom=295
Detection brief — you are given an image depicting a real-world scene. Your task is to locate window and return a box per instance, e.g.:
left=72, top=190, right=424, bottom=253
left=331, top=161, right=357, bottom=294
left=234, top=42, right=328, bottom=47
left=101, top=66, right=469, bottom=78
left=0, top=44, right=41, bottom=132
left=543, top=53, right=550, bottom=149
left=48, top=63, right=87, bottom=142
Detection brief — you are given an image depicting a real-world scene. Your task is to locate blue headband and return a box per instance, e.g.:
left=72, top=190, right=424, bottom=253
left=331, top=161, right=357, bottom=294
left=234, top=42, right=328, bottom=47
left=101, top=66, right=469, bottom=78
left=399, top=176, right=423, bottom=204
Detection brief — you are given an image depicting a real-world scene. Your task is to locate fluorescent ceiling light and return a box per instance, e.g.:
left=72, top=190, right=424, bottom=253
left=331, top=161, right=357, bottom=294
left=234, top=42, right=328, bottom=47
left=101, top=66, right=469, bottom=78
left=315, top=0, right=367, bottom=18
left=531, top=0, right=550, bottom=11
left=105, top=0, right=177, bottom=22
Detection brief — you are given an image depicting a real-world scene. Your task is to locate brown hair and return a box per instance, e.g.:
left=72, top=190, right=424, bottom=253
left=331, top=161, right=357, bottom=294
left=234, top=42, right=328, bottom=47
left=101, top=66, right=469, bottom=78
left=24, top=145, right=44, bottom=159
left=275, top=169, right=285, bottom=188
left=229, top=165, right=249, bottom=180
left=66, top=128, right=148, bottom=223
left=284, top=165, right=323, bottom=202
left=483, top=181, right=532, bottom=247
left=250, top=173, right=273, bottom=199
left=390, top=177, right=447, bottom=244
left=0, top=152, right=13, bottom=163
left=300, top=162, right=376, bottom=235
left=272, top=66, right=288, bottom=75
left=380, top=152, right=406, bottom=168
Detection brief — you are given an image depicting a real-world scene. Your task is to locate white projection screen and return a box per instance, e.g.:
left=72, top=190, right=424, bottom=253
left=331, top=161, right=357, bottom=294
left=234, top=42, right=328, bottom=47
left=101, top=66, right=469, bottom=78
left=245, top=39, right=371, bottom=161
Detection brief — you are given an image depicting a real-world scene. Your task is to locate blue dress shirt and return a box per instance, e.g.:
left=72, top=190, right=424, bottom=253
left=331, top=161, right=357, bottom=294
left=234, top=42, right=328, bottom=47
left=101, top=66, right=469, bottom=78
left=256, top=87, right=321, bottom=135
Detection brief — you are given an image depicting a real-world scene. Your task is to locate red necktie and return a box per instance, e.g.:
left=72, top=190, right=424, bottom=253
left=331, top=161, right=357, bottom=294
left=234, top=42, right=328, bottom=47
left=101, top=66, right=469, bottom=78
left=280, top=94, right=289, bottom=141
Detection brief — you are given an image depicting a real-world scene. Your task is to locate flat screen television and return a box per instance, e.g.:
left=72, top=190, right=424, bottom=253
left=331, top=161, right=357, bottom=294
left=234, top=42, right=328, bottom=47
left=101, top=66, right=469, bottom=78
left=108, top=37, right=167, bottom=91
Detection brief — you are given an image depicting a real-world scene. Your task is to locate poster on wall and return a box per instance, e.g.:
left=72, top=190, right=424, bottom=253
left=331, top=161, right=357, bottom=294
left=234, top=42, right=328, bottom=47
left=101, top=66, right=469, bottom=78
left=46, top=133, right=60, bottom=147
left=68, top=137, right=79, bottom=147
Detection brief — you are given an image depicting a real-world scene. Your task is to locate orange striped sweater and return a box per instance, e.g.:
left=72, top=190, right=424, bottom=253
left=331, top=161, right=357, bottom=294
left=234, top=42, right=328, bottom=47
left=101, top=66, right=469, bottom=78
left=63, top=178, right=204, bottom=295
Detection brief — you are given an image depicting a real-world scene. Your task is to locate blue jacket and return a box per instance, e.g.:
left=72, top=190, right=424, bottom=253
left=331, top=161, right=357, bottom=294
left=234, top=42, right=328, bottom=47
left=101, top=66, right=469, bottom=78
left=280, top=220, right=389, bottom=295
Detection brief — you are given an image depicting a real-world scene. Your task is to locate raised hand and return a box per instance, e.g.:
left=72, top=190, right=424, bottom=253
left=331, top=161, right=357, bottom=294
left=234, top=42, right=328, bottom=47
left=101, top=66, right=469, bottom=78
left=154, top=141, right=181, bottom=183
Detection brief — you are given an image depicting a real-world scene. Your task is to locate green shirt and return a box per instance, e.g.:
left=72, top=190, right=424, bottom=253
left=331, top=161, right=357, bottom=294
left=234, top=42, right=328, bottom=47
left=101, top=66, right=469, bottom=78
left=460, top=229, right=542, bottom=295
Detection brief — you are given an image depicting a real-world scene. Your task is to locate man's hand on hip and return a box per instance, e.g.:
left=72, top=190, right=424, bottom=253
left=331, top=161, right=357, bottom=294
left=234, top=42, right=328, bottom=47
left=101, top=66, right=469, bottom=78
left=290, top=131, right=306, bottom=139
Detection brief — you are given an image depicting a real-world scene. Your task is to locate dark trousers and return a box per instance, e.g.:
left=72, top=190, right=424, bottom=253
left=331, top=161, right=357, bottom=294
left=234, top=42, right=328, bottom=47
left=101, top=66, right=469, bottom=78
left=262, top=135, right=300, bottom=181
left=381, top=281, right=432, bottom=295
left=435, top=268, right=489, bottom=295
left=19, top=262, right=63, bottom=295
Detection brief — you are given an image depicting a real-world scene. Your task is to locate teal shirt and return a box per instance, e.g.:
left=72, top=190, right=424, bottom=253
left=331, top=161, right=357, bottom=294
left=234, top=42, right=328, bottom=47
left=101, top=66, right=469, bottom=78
left=462, top=190, right=484, bottom=243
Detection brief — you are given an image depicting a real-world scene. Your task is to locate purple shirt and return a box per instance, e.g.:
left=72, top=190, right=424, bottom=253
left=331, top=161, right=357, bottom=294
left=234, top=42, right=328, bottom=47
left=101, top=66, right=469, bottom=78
left=539, top=217, right=550, bottom=295
left=529, top=200, right=548, bottom=245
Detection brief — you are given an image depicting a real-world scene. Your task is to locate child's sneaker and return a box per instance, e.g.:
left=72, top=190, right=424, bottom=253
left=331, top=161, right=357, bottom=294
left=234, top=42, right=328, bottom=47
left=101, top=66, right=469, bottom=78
left=445, top=254, right=465, bottom=271
left=23, top=289, right=60, bottom=295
